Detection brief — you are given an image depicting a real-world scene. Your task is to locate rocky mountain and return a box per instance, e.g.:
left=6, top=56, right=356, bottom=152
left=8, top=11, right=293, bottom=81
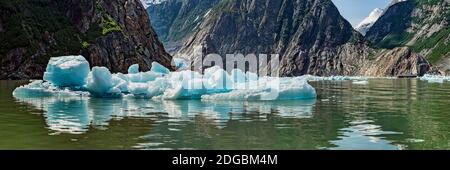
left=166, top=0, right=429, bottom=76
left=0, top=0, right=172, bottom=80
left=366, top=0, right=450, bottom=74
left=178, top=0, right=370, bottom=76
left=147, top=0, right=219, bottom=53
left=355, top=8, right=384, bottom=35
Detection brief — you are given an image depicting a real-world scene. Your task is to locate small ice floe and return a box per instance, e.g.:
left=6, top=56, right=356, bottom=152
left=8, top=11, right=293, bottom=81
left=420, top=74, right=448, bottom=83
left=352, top=80, right=369, bottom=85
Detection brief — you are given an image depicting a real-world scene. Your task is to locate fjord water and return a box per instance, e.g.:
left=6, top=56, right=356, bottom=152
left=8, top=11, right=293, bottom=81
left=1, top=79, right=449, bottom=150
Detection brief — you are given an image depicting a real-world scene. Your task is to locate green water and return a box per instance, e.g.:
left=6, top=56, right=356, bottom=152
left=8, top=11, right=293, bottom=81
left=0, top=79, right=449, bottom=150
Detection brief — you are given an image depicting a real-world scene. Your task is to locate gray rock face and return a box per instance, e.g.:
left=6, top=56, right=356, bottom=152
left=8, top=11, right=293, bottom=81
left=175, top=0, right=372, bottom=76
left=0, top=0, right=172, bottom=79
left=147, top=0, right=220, bottom=54
left=363, top=47, right=430, bottom=76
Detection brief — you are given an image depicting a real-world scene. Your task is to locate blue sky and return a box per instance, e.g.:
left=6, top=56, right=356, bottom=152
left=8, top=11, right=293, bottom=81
left=331, top=0, right=390, bottom=27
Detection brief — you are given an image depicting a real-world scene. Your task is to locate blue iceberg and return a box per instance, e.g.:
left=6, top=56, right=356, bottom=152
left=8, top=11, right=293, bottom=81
left=43, top=55, right=90, bottom=87
left=14, top=55, right=317, bottom=101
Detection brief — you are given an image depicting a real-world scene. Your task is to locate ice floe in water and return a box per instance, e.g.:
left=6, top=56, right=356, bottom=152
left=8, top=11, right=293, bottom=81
left=43, top=55, right=90, bottom=87
left=420, top=74, right=450, bottom=83
left=352, top=80, right=369, bottom=85
left=13, top=55, right=317, bottom=101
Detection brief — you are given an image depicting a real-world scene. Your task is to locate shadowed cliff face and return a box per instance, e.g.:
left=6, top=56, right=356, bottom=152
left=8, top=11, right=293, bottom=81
left=147, top=0, right=220, bottom=53
left=0, top=0, right=172, bottom=80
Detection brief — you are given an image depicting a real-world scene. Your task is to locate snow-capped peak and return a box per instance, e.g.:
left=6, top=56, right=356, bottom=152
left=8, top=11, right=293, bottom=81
left=389, top=0, right=407, bottom=6
left=355, top=8, right=384, bottom=35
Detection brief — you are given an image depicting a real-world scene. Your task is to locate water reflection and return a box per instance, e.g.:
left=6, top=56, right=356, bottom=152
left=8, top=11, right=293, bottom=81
left=8, top=78, right=450, bottom=150
left=14, top=95, right=317, bottom=134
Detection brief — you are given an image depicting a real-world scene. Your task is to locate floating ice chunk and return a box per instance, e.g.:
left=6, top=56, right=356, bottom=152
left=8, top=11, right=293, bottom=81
left=420, top=74, right=447, bottom=83
left=231, top=69, right=246, bottom=84
left=203, top=66, right=233, bottom=92
left=353, top=80, right=369, bottom=85
left=43, top=55, right=90, bottom=87
left=151, top=62, right=170, bottom=74
left=112, top=74, right=129, bottom=92
left=163, top=78, right=207, bottom=99
left=128, top=71, right=161, bottom=83
left=202, top=77, right=316, bottom=101
left=86, top=67, right=121, bottom=97
left=172, top=58, right=189, bottom=70
left=13, top=80, right=89, bottom=98
left=128, top=83, right=150, bottom=97
left=128, top=64, right=139, bottom=74
left=246, top=72, right=258, bottom=82
left=14, top=58, right=318, bottom=101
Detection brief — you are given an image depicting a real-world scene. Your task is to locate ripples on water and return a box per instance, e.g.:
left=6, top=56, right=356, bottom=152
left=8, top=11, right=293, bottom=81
left=0, top=79, right=449, bottom=149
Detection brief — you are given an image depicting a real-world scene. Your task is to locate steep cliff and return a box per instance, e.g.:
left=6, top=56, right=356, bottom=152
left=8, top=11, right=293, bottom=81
left=176, top=0, right=371, bottom=76
left=0, top=0, right=172, bottom=79
left=366, top=0, right=450, bottom=74
left=147, top=0, right=220, bottom=53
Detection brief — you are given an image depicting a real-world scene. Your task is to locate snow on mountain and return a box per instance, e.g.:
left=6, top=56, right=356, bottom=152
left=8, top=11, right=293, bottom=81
left=355, top=8, right=384, bottom=35
left=355, top=0, right=408, bottom=35
left=389, top=0, right=407, bottom=6
left=140, top=0, right=166, bottom=8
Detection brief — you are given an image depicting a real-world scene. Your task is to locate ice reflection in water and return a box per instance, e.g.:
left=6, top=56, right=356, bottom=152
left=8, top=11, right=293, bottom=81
left=14, top=96, right=316, bottom=134
left=5, top=78, right=450, bottom=150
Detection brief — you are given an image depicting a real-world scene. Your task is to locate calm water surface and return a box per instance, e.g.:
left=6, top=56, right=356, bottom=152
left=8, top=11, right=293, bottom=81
left=0, top=79, right=449, bottom=149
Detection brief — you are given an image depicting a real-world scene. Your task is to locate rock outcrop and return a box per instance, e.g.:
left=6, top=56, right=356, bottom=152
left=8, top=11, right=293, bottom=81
left=0, top=0, right=172, bottom=79
left=363, top=47, right=430, bottom=76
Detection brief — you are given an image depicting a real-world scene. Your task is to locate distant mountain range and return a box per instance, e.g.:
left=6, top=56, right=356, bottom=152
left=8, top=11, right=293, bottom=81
left=0, top=0, right=447, bottom=80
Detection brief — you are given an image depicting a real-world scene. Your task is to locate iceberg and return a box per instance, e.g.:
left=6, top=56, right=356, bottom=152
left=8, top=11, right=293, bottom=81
left=128, top=64, right=140, bottom=74
left=43, top=55, right=90, bottom=87
left=14, top=55, right=318, bottom=101
left=352, top=80, right=369, bottom=85
left=420, top=74, right=448, bottom=83
left=86, top=67, right=122, bottom=97
left=201, top=77, right=316, bottom=101
left=13, top=80, right=89, bottom=98
left=172, top=58, right=189, bottom=70
left=151, top=62, right=170, bottom=74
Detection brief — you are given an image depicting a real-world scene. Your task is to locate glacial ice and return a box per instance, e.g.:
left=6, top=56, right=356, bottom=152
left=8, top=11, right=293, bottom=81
left=86, top=67, right=122, bottom=97
left=172, top=57, right=189, bottom=70
left=14, top=55, right=319, bottom=101
left=352, top=80, right=369, bottom=85
left=151, top=62, right=170, bottom=74
left=420, top=74, right=449, bottom=83
left=128, top=64, right=140, bottom=74
left=43, top=55, right=90, bottom=87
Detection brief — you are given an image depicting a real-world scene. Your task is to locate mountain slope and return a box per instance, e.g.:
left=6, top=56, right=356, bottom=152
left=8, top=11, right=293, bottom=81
left=366, top=0, right=450, bottom=74
left=0, top=0, right=172, bottom=79
left=147, top=0, right=219, bottom=53
left=176, top=0, right=372, bottom=76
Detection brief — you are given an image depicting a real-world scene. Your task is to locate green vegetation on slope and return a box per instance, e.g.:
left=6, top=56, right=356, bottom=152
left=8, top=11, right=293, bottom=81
left=0, top=0, right=82, bottom=63
left=411, top=28, right=450, bottom=64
